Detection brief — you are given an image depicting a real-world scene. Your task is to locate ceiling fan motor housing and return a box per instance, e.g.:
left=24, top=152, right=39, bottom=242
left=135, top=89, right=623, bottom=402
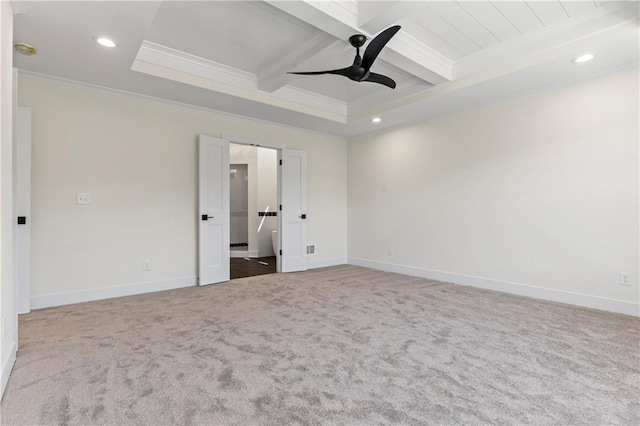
left=349, top=34, right=367, bottom=48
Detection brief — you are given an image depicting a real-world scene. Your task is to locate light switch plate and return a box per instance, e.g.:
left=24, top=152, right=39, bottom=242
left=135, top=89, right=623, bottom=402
left=77, top=193, right=92, bottom=205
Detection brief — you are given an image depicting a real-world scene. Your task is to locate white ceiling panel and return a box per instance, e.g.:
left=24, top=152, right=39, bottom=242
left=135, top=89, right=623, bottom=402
left=593, top=0, right=621, bottom=5
left=146, top=1, right=317, bottom=74
left=13, top=1, right=161, bottom=84
left=425, top=1, right=501, bottom=50
left=411, top=5, right=482, bottom=57
left=560, top=1, right=598, bottom=17
left=525, top=1, right=571, bottom=26
left=457, top=1, right=522, bottom=42
left=335, top=0, right=359, bottom=17
left=492, top=0, right=545, bottom=34
left=400, top=19, right=465, bottom=61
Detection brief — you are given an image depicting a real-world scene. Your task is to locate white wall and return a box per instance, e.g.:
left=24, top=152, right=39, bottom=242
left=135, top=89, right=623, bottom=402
left=348, top=68, right=639, bottom=316
left=0, top=0, right=16, bottom=397
left=18, top=75, right=347, bottom=308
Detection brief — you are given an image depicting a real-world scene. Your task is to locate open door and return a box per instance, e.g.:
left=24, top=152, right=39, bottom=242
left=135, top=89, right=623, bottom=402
left=198, top=135, right=230, bottom=285
left=279, top=149, right=307, bottom=273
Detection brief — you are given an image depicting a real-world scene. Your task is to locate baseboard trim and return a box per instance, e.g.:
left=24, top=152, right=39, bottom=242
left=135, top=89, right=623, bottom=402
left=230, top=250, right=259, bottom=258
left=31, top=276, right=196, bottom=310
left=348, top=257, right=639, bottom=317
left=308, top=257, right=347, bottom=270
left=1, top=342, right=16, bottom=400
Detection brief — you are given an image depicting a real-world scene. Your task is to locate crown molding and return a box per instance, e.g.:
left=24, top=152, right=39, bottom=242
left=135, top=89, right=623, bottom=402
left=17, top=70, right=346, bottom=140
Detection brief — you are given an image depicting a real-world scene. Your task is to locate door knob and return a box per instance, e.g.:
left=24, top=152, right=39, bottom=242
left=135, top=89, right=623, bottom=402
left=300, top=214, right=307, bottom=219
left=201, top=214, right=214, bottom=221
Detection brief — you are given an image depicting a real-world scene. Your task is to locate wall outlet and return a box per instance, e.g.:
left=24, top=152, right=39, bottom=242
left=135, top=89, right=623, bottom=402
left=620, top=272, right=630, bottom=286
left=143, top=260, right=151, bottom=271
left=387, top=247, right=394, bottom=256
left=306, top=245, right=315, bottom=255
left=76, top=193, right=92, bottom=205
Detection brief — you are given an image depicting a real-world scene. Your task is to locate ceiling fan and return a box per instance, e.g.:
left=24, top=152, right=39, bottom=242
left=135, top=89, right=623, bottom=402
left=288, top=25, right=401, bottom=89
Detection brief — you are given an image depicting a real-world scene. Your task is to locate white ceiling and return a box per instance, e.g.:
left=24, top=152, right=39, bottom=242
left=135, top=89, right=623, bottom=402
left=12, top=1, right=640, bottom=137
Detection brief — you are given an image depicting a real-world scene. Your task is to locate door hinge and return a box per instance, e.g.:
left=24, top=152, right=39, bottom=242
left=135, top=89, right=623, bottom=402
left=279, top=204, right=282, bottom=211
left=279, top=249, right=282, bottom=255
left=279, top=159, right=282, bottom=166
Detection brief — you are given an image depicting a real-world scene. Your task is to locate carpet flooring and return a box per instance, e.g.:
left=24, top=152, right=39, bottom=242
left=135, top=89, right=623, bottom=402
left=1, top=265, right=638, bottom=425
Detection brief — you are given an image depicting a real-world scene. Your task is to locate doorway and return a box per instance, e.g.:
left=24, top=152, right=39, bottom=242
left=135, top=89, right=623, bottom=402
left=229, top=143, right=277, bottom=279
left=198, top=135, right=308, bottom=286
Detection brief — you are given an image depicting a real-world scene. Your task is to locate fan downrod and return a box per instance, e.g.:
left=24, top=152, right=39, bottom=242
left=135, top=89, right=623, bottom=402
left=348, top=34, right=367, bottom=48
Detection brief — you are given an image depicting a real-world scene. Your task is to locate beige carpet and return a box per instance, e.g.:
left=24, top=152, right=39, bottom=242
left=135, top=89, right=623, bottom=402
left=1, top=265, right=638, bottom=425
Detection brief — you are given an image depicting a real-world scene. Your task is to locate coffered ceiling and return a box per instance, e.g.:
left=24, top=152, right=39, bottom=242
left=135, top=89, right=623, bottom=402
left=12, top=1, right=640, bottom=137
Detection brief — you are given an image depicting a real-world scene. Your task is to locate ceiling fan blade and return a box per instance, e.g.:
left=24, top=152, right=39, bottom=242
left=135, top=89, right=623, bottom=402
left=362, top=72, right=396, bottom=89
left=362, top=25, right=401, bottom=70
left=288, top=67, right=351, bottom=77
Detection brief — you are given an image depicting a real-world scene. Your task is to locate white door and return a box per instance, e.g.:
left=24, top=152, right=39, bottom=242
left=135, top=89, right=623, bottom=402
left=198, top=135, right=230, bottom=285
left=16, top=107, right=31, bottom=314
left=279, top=149, right=307, bottom=273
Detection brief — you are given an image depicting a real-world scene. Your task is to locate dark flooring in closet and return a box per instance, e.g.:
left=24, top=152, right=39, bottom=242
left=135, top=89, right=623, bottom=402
left=230, top=256, right=277, bottom=279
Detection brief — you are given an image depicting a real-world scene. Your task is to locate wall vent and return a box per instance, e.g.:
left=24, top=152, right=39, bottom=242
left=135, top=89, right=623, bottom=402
left=306, top=245, right=315, bottom=255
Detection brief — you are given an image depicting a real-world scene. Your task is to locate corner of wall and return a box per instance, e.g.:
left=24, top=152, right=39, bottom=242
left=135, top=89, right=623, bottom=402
left=346, top=69, right=639, bottom=318
left=348, top=257, right=640, bottom=317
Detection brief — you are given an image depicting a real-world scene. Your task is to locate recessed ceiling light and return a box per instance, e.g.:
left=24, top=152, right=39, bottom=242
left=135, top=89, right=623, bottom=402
left=372, top=117, right=382, bottom=123
left=572, top=54, right=594, bottom=63
left=96, top=37, right=116, bottom=48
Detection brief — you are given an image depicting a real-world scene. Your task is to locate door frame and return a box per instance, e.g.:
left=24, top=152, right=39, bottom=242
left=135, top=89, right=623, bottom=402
left=221, top=134, right=286, bottom=151
left=221, top=135, right=286, bottom=273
